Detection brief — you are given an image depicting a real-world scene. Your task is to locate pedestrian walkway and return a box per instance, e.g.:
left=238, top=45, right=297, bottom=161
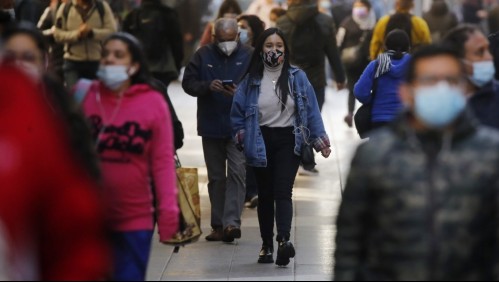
left=146, top=82, right=362, bottom=281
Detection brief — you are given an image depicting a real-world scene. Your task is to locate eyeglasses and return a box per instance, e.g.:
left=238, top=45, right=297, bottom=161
left=413, top=75, right=467, bottom=87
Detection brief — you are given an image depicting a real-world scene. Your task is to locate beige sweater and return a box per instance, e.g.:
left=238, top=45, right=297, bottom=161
left=54, top=0, right=117, bottom=61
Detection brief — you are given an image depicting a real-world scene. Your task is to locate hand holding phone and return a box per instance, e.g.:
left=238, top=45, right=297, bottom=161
left=222, top=80, right=234, bottom=88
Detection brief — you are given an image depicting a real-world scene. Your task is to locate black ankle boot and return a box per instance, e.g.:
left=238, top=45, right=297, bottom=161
left=276, top=241, right=295, bottom=266
left=258, top=245, right=274, bottom=264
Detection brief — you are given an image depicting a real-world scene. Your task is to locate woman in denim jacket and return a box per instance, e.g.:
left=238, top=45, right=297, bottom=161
left=230, top=28, right=331, bottom=267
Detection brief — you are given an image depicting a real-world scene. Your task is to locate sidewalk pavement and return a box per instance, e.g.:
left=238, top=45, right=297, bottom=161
left=146, top=82, right=362, bottom=281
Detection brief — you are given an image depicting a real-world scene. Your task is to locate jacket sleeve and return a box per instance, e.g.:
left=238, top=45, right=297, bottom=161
left=300, top=72, right=329, bottom=151
left=324, top=17, right=346, bottom=84
left=334, top=144, right=370, bottom=281
left=369, top=16, right=388, bottom=60
left=150, top=94, right=179, bottom=242
left=230, top=77, right=248, bottom=147
left=354, top=60, right=377, bottom=104
left=90, top=1, right=117, bottom=41
left=181, top=49, right=212, bottom=97
left=54, top=3, right=80, bottom=43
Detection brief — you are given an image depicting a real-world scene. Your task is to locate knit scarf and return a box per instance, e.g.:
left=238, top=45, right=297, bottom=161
left=375, top=50, right=397, bottom=78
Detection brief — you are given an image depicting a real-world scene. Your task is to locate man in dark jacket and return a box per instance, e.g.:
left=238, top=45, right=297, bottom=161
left=277, top=0, right=345, bottom=175
left=123, top=0, right=183, bottom=89
left=443, top=24, right=499, bottom=129
left=277, top=0, right=345, bottom=111
left=335, top=45, right=499, bottom=281
left=182, top=18, right=252, bottom=243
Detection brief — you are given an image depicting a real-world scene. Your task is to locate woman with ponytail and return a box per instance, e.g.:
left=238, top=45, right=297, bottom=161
left=354, top=29, right=411, bottom=131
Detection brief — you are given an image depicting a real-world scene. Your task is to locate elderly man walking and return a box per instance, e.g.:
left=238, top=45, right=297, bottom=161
left=182, top=18, right=253, bottom=243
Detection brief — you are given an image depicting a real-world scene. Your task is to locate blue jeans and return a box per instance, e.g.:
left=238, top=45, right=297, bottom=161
left=111, top=230, right=154, bottom=281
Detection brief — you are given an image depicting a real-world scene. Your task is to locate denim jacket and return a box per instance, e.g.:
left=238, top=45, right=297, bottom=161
left=231, top=66, right=330, bottom=167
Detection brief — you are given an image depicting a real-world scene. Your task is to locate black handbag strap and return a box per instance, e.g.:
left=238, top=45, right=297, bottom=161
left=368, top=62, right=380, bottom=112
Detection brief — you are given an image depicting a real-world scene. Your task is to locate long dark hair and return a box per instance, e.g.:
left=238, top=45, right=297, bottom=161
left=245, top=28, right=291, bottom=111
left=102, top=32, right=152, bottom=85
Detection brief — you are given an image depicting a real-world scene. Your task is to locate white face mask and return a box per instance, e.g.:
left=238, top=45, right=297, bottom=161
left=97, top=65, right=131, bottom=91
left=218, top=41, right=238, bottom=56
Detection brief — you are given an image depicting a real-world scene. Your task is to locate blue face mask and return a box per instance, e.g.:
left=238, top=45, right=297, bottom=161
left=414, top=82, right=466, bottom=128
left=239, top=28, right=250, bottom=45
left=469, top=60, right=495, bottom=87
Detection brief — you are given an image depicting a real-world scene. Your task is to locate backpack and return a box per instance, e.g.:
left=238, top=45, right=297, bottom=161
left=287, top=14, right=326, bottom=68
left=127, top=7, right=169, bottom=62
left=63, top=0, right=105, bottom=28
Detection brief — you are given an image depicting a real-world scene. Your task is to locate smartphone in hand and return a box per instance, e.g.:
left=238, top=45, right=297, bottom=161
left=222, top=80, right=234, bottom=88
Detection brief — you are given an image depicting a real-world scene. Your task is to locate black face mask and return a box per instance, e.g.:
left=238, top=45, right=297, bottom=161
left=261, top=49, right=284, bottom=67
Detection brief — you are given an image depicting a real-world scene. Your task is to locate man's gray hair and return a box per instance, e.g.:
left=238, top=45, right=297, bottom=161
left=213, top=18, right=238, bottom=36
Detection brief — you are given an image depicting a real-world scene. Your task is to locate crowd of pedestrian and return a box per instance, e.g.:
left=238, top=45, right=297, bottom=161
left=3, top=0, right=499, bottom=280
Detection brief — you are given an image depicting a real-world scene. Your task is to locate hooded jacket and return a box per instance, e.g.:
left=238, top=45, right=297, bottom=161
left=354, top=53, right=410, bottom=123
left=335, top=109, right=499, bottom=281
left=80, top=81, right=179, bottom=242
left=276, top=3, right=345, bottom=89
left=54, top=0, right=117, bottom=62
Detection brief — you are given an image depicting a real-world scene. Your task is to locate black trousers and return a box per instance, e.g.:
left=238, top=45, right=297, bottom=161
left=252, top=126, right=301, bottom=245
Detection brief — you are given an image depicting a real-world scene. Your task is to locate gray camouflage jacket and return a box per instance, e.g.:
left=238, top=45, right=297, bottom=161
left=335, top=110, right=499, bottom=281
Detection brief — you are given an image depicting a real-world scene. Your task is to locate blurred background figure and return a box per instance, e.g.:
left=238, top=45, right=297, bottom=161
left=335, top=44, right=499, bottom=281
left=14, top=0, right=43, bottom=24
left=245, top=0, right=280, bottom=29
left=423, top=0, right=458, bottom=43
left=443, top=24, right=499, bottom=129
left=370, top=0, right=431, bottom=59
left=277, top=0, right=346, bottom=176
left=0, top=0, right=15, bottom=33
left=2, top=22, right=100, bottom=180
left=331, top=0, right=355, bottom=29
left=354, top=29, right=410, bottom=136
left=123, top=0, right=183, bottom=90
left=487, top=2, right=499, bottom=34
left=175, top=0, right=207, bottom=67
left=268, top=6, right=286, bottom=27
left=199, top=0, right=242, bottom=48
left=0, top=63, right=110, bottom=281
left=336, top=0, right=375, bottom=128
left=37, top=0, right=67, bottom=82
left=54, top=0, right=117, bottom=89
